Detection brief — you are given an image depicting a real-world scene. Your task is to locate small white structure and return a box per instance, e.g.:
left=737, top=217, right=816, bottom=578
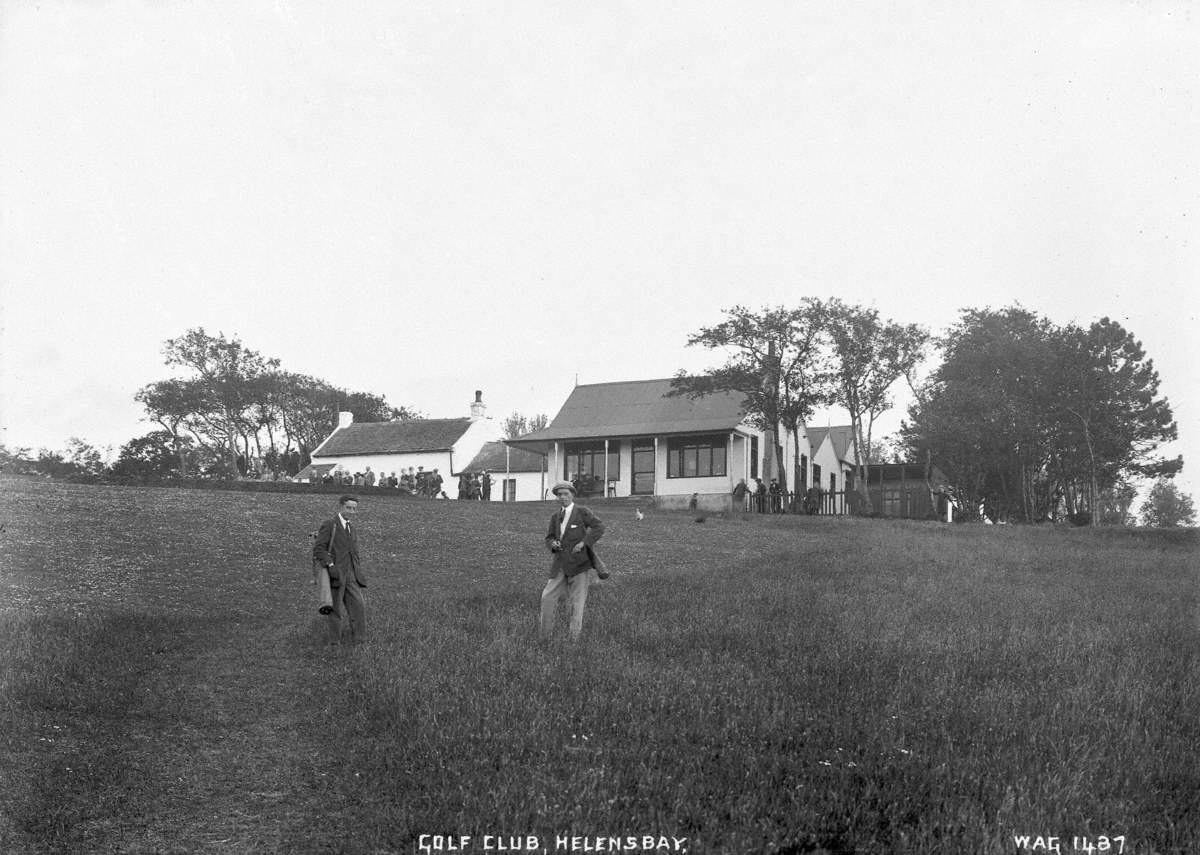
left=309, top=391, right=501, bottom=494
left=457, top=441, right=548, bottom=502
left=804, top=426, right=859, bottom=498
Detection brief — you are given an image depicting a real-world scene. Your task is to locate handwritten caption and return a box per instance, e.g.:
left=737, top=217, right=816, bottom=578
left=418, top=835, right=688, bottom=854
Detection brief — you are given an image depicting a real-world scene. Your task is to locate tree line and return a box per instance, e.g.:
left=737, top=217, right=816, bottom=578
left=0, top=329, right=419, bottom=482
left=675, top=301, right=1187, bottom=526
left=1, top=311, right=1191, bottom=527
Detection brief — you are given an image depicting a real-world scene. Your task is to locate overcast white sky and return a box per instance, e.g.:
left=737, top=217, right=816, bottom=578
left=1, top=2, right=1196, bottom=499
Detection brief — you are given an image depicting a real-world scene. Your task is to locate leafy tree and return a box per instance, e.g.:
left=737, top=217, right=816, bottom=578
left=112, top=430, right=191, bottom=480
left=904, top=307, right=1181, bottom=523
left=65, top=438, right=108, bottom=477
left=32, top=438, right=107, bottom=479
left=502, top=412, right=549, bottom=439
left=135, top=377, right=210, bottom=476
left=1139, top=480, right=1196, bottom=528
left=161, top=328, right=280, bottom=472
left=0, top=444, right=34, bottom=471
left=138, top=330, right=420, bottom=479
left=1095, top=481, right=1138, bottom=527
left=672, top=303, right=831, bottom=493
left=819, top=299, right=929, bottom=513
left=1055, top=318, right=1180, bottom=526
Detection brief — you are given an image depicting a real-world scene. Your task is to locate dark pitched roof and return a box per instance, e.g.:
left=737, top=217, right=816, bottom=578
left=807, top=425, right=856, bottom=462
left=458, top=441, right=546, bottom=475
left=313, top=418, right=473, bottom=457
left=294, top=462, right=337, bottom=481
left=509, top=378, right=749, bottom=444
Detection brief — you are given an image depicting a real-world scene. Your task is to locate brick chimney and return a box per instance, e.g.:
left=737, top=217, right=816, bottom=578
left=338, top=411, right=353, bottom=429
left=469, top=390, right=486, bottom=420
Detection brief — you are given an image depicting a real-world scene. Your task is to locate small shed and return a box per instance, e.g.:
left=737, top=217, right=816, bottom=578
left=864, top=462, right=952, bottom=520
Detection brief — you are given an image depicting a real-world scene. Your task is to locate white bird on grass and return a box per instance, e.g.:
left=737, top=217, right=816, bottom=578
left=634, top=508, right=644, bottom=521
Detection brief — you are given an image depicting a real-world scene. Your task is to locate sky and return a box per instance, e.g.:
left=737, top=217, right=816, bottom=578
left=1, top=1, right=1197, bottom=501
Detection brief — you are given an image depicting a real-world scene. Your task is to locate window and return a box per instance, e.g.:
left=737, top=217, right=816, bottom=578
left=750, top=436, right=759, bottom=479
left=829, top=473, right=836, bottom=493
left=564, top=441, right=619, bottom=493
left=667, top=435, right=727, bottom=479
left=631, top=440, right=655, bottom=495
left=503, top=479, right=516, bottom=502
left=799, top=454, right=808, bottom=491
left=812, top=463, right=822, bottom=489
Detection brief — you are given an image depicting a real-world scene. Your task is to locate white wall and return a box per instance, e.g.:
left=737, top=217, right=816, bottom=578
left=315, top=450, right=451, bottom=485
left=311, top=417, right=503, bottom=498
left=450, top=418, right=503, bottom=475
left=496, top=470, right=547, bottom=502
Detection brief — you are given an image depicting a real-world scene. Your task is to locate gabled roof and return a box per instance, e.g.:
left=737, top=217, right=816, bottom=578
left=295, top=462, right=336, bottom=481
left=508, top=378, right=750, bottom=444
left=807, top=425, right=856, bottom=462
left=458, top=441, right=546, bottom=475
left=313, top=418, right=473, bottom=458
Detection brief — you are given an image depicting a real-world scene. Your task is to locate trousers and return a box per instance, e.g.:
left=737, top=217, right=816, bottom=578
left=539, top=571, right=591, bottom=640
left=327, top=578, right=367, bottom=643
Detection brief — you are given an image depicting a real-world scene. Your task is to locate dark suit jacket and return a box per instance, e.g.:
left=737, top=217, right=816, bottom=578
left=545, top=504, right=605, bottom=578
left=313, top=516, right=366, bottom=588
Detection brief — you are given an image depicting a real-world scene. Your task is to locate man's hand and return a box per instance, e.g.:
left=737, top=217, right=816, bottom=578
left=571, top=542, right=585, bottom=554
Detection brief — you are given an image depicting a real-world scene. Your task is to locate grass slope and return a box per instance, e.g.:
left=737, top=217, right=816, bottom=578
left=0, top=477, right=1197, bottom=854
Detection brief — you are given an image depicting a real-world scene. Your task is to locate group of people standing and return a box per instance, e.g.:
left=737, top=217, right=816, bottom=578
left=457, top=470, right=493, bottom=501
left=732, top=477, right=826, bottom=514
left=312, top=480, right=607, bottom=646
left=322, top=465, right=446, bottom=498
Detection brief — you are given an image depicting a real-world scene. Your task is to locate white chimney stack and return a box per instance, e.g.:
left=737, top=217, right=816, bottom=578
left=338, top=411, right=353, bottom=429
left=470, top=390, right=486, bottom=420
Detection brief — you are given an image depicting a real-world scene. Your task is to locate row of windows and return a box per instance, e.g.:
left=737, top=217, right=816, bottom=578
left=563, top=436, right=847, bottom=489
left=564, top=436, right=729, bottom=481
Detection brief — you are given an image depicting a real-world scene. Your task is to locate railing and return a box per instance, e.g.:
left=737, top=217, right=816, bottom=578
left=734, top=489, right=851, bottom=516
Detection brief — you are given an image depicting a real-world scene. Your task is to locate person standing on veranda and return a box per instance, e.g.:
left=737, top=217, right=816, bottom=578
left=540, top=481, right=605, bottom=642
left=312, top=495, right=368, bottom=645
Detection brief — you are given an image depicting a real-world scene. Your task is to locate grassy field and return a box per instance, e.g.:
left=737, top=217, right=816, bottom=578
left=0, top=476, right=1196, bottom=855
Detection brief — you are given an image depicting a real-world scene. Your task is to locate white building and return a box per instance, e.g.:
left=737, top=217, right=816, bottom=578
left=307, top=391, right=501, bottom=494
left=458, top=441, right=548, bottom=502
left=507, top=378, right=864, bottom=511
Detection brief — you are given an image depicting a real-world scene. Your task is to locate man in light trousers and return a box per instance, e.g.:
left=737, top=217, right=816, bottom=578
left=540, top=481, right=605, bottom=642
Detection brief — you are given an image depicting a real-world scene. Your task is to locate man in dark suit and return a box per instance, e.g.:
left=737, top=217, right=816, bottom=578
left=540, top=481, right=605, bottom=641
left=312, top=495, right=368, bottom=644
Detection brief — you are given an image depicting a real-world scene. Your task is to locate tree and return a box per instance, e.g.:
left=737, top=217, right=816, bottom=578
left=502, top=411, right=549, bottom=440
left=161, top=328, right=280, bottom=472
left=819, top=299, right=928, bottom=513
left=904, top=306, right=1181, bottom=523
left=1055, top=318, right=1180, bottom=526
left=1139, top=480, right=1196, bottom=528
left=1096, top=481, right=1138, bottom=527
left=915, top=307, right=1065, bottom=522
left=64, top=437, right=108, bottom=477
left=135, top=377, right=210, bottom=476
left=671, top=303, right=831, bottom=493
left=112, top=431, right=191, bottom=480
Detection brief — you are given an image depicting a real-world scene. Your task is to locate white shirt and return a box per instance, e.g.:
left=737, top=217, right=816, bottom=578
left=338, top=513, right=352, bottom=531
left=558, top=503, right=574, bottom=538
